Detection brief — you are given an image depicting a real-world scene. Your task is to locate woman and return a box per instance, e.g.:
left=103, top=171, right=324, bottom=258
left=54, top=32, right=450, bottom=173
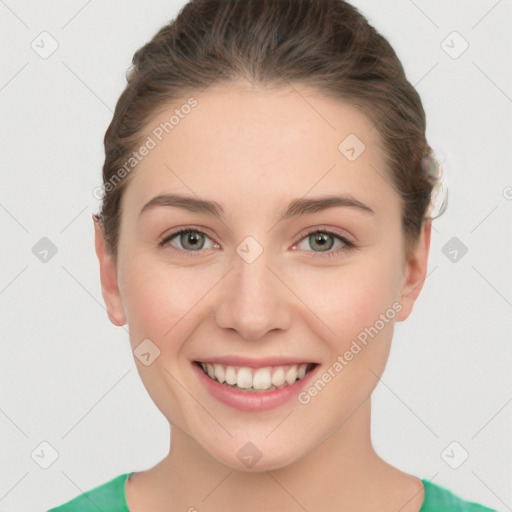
left=47, top=0, right=498, bottom=510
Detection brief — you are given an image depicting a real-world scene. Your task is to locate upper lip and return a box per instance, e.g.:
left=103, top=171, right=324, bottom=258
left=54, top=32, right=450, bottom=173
left=194, top=356, right=318, bottom=368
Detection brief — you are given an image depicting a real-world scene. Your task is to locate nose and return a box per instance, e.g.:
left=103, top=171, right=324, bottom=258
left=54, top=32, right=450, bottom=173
left=214, top=247, right=292, bottom=341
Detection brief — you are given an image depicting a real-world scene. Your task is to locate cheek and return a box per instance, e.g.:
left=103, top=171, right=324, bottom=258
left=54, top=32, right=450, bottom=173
left=293, top=251, right=403, bottom=347
left=119, top=257, right=212, bottom=350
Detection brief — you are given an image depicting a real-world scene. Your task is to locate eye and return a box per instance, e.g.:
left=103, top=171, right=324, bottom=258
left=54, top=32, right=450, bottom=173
left=159, top=228, right=219, bottom=254
left=159, top=227, right=355, bottom=259
left=291, top=229, right=355, bottom=258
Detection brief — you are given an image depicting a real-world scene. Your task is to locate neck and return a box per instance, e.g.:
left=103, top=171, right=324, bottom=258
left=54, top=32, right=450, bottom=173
left=133, top=400, right=423, bottom=512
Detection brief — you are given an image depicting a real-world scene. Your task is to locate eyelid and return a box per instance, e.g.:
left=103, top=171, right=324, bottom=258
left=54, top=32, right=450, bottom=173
left=294, top=225, right=354, bottom=245
left=159, top=225, right=217, bottom=243
left=159, top=224, right=353, bottom=244
left=158, top=226, right=219, bottom=253
left=291, top=227, right=355, bottom=259
left=159, top=225, right=355, bottom=257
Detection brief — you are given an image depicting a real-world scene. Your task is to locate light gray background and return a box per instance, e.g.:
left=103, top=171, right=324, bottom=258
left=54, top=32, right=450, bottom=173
left=1, top=1, right=511, bottom=511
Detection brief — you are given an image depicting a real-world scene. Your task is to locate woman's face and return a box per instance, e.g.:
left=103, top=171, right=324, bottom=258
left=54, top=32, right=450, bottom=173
left=95, top=83, right=430, bottom=471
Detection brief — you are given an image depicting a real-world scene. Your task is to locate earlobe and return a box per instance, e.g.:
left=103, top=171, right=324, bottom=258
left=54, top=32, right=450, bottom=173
left=93, top=215, right=127, bottom=327
left=396, top=220, right=432, bottom=322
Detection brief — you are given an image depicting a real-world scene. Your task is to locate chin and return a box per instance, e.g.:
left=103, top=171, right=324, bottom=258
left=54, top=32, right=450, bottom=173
left=203, top=437, right=307, bottom=473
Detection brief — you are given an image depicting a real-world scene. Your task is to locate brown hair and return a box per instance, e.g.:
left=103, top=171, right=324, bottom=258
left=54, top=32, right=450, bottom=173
left=94, top=0, right=446, bottom=258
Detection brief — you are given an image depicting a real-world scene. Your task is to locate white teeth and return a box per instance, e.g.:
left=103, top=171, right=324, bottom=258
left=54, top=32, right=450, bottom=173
left=252, top=367, right=272, bottom=390
left=225, top=365, right=237, bottom=385
left=271, top=367, right=285, bottom=387
left=236, top=367, right=253, bottom=389
left=213, top=363, right=225, bottom=384
left=206, top=363, right=215, bottom=379
left=199, top=362, right=312, bottom=391
left=285, top=366, right=298, bottom=385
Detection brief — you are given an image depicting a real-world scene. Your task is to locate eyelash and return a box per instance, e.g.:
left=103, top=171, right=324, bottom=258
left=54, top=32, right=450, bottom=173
left=158, top=227, right=356, bottom=259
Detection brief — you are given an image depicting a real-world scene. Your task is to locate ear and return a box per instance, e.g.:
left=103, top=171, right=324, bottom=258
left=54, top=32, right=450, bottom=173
left=93, top=215, right=127, bottom=326
left=395, top=220, right=432, bottom=322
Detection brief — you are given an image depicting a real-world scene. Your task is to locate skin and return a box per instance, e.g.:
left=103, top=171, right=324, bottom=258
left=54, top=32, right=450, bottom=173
left=94, top=82, right=431, bottom=512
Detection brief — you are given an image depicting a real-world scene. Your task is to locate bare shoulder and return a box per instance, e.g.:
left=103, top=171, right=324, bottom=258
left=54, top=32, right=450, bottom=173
left=382, top=470, right=425, bottom=512
left=402, top=474, right=426, bottom=512
left=124, top=471, right=149, bottom=512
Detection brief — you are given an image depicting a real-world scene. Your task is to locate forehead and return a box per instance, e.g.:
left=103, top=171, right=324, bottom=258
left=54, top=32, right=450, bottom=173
left=121, top=83, right=398, bottom=221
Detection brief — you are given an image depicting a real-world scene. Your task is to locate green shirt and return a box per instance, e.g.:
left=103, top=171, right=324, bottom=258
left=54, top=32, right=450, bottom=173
left=47, top=473, right=499, bottom=511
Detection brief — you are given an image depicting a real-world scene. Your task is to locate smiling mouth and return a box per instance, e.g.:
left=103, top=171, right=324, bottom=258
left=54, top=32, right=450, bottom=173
left=195, top=361, right=317, bottom=392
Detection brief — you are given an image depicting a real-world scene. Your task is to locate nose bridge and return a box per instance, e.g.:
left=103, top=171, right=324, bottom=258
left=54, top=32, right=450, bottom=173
left=234, top=243, right=274, bottom=301
left=214, top=237, right=291, bottom=340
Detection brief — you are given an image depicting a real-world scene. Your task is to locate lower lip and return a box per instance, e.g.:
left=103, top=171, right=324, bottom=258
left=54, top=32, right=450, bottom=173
left=193, top=363, right=318, bottom=412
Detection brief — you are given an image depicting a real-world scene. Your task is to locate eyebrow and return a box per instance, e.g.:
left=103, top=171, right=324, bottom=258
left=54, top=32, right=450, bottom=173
left=139, top=193, right=375, bottom=220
